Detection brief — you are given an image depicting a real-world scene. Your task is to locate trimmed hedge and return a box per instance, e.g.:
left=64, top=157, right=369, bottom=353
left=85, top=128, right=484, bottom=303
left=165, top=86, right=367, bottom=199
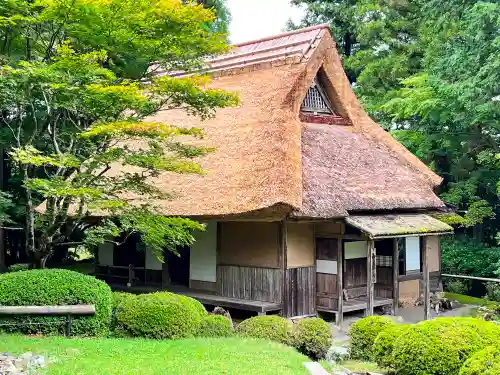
left=293, top=318, right=332, bottom=360
left=460, top=346, right=500, bottom=375
left=236, top=316, right=293, bottom=345
left=197, top=315, right=233, bottom=337
left=0, top=269, right=112, bottom=336
left=349, top=316, right=396, bottom=360
left=392, top=318, right=500, bottom=375
left=372, top=324, right=410, bottom=369
left=114, top=292, right=207, bottom=339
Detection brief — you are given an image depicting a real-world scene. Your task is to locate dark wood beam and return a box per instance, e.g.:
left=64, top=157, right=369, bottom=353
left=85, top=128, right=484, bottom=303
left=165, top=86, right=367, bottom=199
left=392, top=238, right=399, bottom=315
left=367, top=240, right=375, bottom=316
left=336, top=237, right=343, bottom=325
left=422, top=236, right=430, bottom=320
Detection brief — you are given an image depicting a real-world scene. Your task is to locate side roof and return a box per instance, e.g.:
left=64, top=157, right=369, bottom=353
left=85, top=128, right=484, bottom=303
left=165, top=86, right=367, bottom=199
left=106, top=25, right=445, bottom=219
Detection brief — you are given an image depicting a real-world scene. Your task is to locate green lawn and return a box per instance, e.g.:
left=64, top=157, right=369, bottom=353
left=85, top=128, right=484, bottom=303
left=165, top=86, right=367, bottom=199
left=321, top=360, right=386, bottom=374
left=444, top=293, right=495, bottom=306
left=0, top=335, right=309, bottom=375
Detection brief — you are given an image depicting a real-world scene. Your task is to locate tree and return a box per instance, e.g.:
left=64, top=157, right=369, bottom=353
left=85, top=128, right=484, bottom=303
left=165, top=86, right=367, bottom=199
left=292, top=0, right=500, bottom=243
left=0, top=0, right=237, bottom=267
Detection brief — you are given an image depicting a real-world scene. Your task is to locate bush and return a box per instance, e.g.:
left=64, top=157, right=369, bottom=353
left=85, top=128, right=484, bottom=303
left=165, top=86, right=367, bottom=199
left=8, top=263, right=29, bottom=273
left=445, top=279, right=468, bottom=294
left=197, top=315, right=233, bottom=337
left=485, top=282, right=500, bottom=302
left=349, top=316, right=396, bottom=360
left=292, top=318, right=332, bottom=360
left=114, top=292, right=207, bottom=339
left=372, top=324, right=410, bottom=369
left=460, top=346, right=500, bottom=375
left=0, top=269, right=112, bottom=336
left=112, top=292, right=136, bottom=310
left=236, top=316, right=293, bottom=345
left=392, top=318, right=500, bottom=375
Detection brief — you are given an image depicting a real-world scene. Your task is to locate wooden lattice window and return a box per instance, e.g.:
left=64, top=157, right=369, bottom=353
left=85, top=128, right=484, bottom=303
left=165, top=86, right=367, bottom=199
left=301, top=78, right=334, bottom=114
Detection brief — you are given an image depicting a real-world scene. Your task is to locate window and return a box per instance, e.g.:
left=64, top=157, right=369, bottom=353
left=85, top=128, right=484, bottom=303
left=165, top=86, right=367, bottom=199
left=398, top=237, right=423, bottom=275
left=301, top=77, right=335, bottom=114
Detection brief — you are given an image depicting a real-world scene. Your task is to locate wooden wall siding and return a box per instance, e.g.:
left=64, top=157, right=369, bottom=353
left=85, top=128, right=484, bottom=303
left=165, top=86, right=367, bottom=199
left=375, top=266, right=393, bottom=298
left=285, top=266, right=316, bottom=316
left=316, top=273, right=338, bottom=297
left=190, top=279, right=217, bottom=293
left=317, top=296, right=338, bottom=310
left=344, top=258, right=367, bottom=288
left=217, top=265, right=283, bottom=303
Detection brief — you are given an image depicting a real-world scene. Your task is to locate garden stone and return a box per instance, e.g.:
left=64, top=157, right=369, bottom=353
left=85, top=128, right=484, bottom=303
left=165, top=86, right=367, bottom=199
left=0, top=352, right=47, bottom=374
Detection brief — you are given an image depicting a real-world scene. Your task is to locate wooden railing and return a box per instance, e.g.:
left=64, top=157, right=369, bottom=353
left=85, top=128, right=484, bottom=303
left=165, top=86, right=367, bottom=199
left=0, top=304, right=96, bottom=336
left=442, top=274, right=500, bottom=283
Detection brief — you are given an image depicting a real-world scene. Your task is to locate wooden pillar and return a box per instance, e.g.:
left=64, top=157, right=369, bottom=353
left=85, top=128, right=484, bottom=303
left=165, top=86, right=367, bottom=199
left=280, top=220, right=289, bottom=317
left=367, top=240, right=376, bottom=316
left=392, top=238, right=399, bottom=315
left=336, top=238, right=343, bottom=325
left=422, top=236, right=430, bottom=320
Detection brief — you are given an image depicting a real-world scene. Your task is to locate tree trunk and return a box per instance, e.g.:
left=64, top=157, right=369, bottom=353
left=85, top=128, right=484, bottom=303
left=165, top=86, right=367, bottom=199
left=22, top=165, right=36, bottom=264
left=0, top=145, right=5, bottom=271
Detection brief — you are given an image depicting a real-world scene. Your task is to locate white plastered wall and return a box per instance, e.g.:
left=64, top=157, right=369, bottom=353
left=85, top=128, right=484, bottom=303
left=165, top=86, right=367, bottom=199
left=189, top=221, right=217, bottom=283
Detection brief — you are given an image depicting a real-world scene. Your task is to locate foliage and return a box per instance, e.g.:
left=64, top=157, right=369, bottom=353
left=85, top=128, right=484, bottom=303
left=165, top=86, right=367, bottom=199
left=0, top=0, right=237, bottom=267
left=460, top=346, right=500, bottom=375
left=236, top=316, right=293, bottom=346
left=372, top=324, right=410, bottom=370
left=291, top=0, right=500, bottom=244
left=0, top=335, right=310, bottom=375
left=348, top=316, right=396, bottom=361
left=392, top=318, right=500, bottom=375
left=485, top=282, right=500, bottom=302
left=476, top=303, right=500, bottom=322
left=445, top=279, right=469, bottom=295
left=322, top=360, right=385, bottom=374
left=196, top=315, right=233, bottom=338
left=7, top=263, right=29, bottom=273
left=0, top=269, right=112, bottom=336
left=441, top=238, right=500, bottom=279
left=292, top=318, right=332, bottom=360
left=113, top=292, right=207, bottom=339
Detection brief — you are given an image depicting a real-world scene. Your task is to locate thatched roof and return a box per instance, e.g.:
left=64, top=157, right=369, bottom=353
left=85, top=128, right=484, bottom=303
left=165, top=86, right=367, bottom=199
left=345, top=214, right=453, bottom=239
left=98, top=25, right=445, bottom=219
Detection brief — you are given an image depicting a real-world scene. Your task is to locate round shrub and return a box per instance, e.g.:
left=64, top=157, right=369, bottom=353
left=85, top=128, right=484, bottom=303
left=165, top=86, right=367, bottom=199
left=392, top=318, right=500, bottom=375
left=460, top=346, right=500, bottom=375
left=0, top=269, right=112, bottom=336
left=236, top=315, right=293, bottom=345
left=112, top=292, right=136, bottom=310
left=114, top=292, right=207, bottom=339
left=372, top=324, right=410, bottom=369
left=197, top=315, right=233, bottom=337
left=349, top=316, right=397, bottom=360
left=292, top=318, right=332, bottom=360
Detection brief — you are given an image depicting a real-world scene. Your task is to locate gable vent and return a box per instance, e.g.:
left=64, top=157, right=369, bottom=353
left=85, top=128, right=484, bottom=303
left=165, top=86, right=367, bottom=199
left=301, top=79, right=334, bottom=114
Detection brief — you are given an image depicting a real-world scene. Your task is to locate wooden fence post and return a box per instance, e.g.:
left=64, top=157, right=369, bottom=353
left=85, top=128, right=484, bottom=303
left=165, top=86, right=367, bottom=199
left=336, top=238, right=343, bottom=325
left=392, top=238, right=399, bottom=315
left=367, top=240, right=375, bottom=316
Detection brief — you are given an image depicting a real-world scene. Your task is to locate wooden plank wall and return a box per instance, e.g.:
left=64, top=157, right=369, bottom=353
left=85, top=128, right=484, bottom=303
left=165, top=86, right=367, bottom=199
left=285, top=266, right=316, bottom=316
left=217, top=265, right=283, bottom=303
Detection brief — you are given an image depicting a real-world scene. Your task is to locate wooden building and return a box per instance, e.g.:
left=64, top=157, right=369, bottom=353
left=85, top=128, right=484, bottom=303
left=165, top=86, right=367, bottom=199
left=97, top=25, right=453, bottom=322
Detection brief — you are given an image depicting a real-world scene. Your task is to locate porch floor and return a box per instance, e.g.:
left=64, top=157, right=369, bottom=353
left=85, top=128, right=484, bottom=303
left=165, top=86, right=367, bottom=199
left=110, top=283, right=282, bottom=315
left=317, top=297, right=393, bottom=314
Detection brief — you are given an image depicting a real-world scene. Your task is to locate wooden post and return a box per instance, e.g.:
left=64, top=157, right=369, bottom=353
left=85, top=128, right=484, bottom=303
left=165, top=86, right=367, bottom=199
left=367, top=240, right=375, bottom=316
left=422, top=236, right=430, bottom=320
left=280, top=220, right=288, bottom=317
left=392, top=238, right=399, bottom=315
left=336, top=237, right=343, bottom=325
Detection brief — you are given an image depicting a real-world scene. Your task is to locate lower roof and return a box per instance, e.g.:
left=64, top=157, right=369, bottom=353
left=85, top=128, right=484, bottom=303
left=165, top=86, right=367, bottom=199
left=299, top=123, right=446, bottom=218
left=346, top=214, right=453, bottom=239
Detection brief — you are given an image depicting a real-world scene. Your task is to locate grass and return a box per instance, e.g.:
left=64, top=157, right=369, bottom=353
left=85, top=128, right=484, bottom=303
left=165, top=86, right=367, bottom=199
left=321, top=360, right=386, bottom=374
left=444, top=293, right=494, bottom=306
left=0, top=335, right=309, bottom=375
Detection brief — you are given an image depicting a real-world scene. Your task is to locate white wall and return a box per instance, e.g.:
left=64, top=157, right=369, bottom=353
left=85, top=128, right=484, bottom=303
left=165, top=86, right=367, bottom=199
left=98, top=242, right=114, bottom=266
left=190, top=221, right=217, bottom=282
left=145, top=247, right=163, bottom=270
left=344, top=241, right=367, bottom=259
left=316, top=260, right=337, bottom=275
